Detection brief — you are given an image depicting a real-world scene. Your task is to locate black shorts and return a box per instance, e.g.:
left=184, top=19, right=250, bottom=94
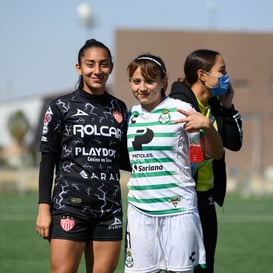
left=50, top=210, right=123, bottom=242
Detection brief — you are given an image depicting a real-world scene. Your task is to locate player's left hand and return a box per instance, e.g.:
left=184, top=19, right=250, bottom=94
left=173, top=109, right=210, bottom=132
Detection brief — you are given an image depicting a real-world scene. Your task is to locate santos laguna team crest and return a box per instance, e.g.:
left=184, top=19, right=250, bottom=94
left=112, top=110, right=123, bottom=123
left=60, top=216, right=75, bottom=232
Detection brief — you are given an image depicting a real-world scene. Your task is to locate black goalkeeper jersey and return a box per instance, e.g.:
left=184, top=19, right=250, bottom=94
left=40, top=90, right=128, bottom=219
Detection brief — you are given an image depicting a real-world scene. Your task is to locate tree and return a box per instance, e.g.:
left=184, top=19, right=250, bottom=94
left=7, top=110, right=30, bottom=146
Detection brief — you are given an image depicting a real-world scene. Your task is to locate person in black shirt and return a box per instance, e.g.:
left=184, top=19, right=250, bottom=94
left=170, top=49, right=243, bottom=273
left=35, top=39, right=130, bottom=273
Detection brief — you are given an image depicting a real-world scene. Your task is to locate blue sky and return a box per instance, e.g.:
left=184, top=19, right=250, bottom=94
left=1, top=0, right=273, bottom=101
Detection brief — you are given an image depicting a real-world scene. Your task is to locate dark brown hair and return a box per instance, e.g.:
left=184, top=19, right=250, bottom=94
left=183, top=49, right=219, bottom=85
left=127, top=54, right=168, bottom=96
left=76, top=39, right=113, bottom=90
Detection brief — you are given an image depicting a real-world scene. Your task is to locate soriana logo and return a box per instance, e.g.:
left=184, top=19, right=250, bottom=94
left=60, top=216, right=75, bottom=232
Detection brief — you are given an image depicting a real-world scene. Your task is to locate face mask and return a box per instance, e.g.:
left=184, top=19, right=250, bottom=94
left=209, top=74, right=230, bottom=97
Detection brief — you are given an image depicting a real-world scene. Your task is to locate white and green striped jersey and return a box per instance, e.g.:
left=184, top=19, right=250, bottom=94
left=127, top=97, right=198, bottom=216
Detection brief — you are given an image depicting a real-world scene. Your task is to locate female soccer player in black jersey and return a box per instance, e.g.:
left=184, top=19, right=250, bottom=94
left=35, top=39, right=130, bottom=273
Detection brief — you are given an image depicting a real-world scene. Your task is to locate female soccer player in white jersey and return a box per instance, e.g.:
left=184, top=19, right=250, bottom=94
left=124, top=54, right=224, bottom=273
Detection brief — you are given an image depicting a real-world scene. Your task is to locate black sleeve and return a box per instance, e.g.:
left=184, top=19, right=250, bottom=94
left=222, top=105, right=243, bottom=151
left=118, top=111, right=132, bottom=172
left=118, top=137, right=132, bottom=172
left=38, top=152, right=58, bottom=204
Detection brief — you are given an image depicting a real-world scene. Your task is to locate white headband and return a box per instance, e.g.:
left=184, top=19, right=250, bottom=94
left=136, top=56, right=166, bottom=75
